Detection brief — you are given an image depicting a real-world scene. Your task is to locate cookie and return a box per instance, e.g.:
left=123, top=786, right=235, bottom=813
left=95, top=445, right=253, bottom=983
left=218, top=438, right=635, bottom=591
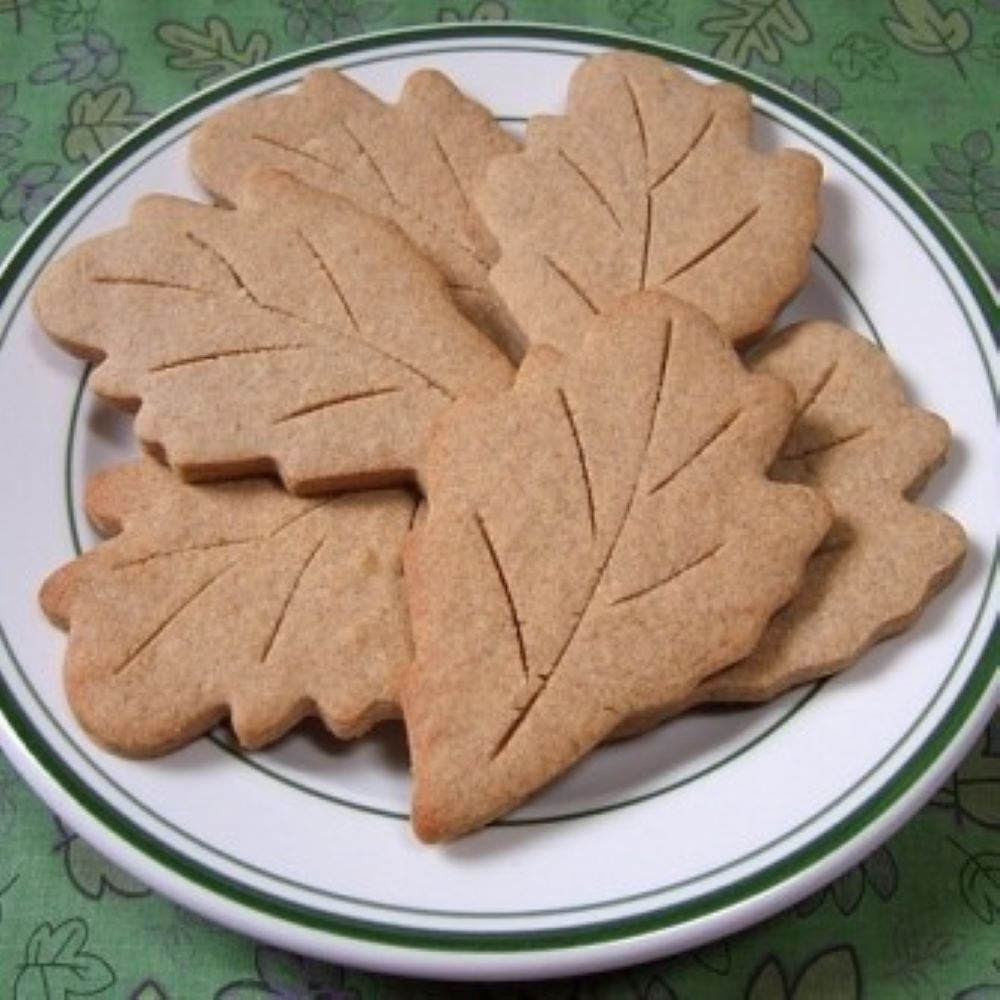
left=700, top=321, right=967, bottom=702
left=478, top=51, right=821, bottom=355
left=402, top=292, right=832, bottom=841
left=190, top=67, right=524, bottom=357
left=33, top=170, right=513, bottom=494
left=41, top=459, right=416, bottom=755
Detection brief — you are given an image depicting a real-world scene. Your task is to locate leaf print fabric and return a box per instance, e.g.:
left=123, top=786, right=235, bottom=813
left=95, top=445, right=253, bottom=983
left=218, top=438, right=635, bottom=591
left=699, top=0, right=812, bottom=66
left=155, top=17, right=272, bottom=87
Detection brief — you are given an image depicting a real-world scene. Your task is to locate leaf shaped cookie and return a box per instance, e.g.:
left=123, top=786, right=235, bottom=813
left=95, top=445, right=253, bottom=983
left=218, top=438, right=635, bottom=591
left=34, top=171, right=513, bottom=493
left=403, top=292, right=832, bottom=841
left=478, top=51, right=822, bottom=354
left=697, top=322, right=967, bottom=704
left=41, top=459, right=416, bottom=754
left=190, top=68, right=524, bottom=357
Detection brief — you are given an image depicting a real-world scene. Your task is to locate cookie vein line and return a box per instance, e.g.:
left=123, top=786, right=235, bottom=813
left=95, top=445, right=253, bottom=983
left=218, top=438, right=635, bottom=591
left=662, top=205, right=761, bottom=284
left=784, top=425, right=871, bottom=461
left=542, top=254, right=600, bottom=315
left=113, top=538, right=254, bottom=570
left=249, top=132, right=339, bottom=173
left=609, top=542, right=724, bottom=606
left=649, top=112, right=717, bottom=195
left=183, top=230, right=302, bottom=326
left=556, top=148, right=623, bottom=231
left=296, top=229, right=360, bottom=331
left=340, top=119, right=403, bottom=209
left=149, top=344, right=308, bottom=373
left=431, top=132, right=472, bottom=214
left=268, top=499, right=332, bottom=538
left=273, top=386, right=403, bottom=425
left=90, top=275, right=212, bottom=295
left=112, top=561, right=237, bottom=675
left=622, top=73, right=653, bottom=290
left=557, top=387, right=596, bottom=538
left=648, top=410, right=741, bottom=496
left=794, top=361, right=838, bottom=420
left=260, top=537, right=327, bottom=664
left=475, top=513, right=529, bottom=680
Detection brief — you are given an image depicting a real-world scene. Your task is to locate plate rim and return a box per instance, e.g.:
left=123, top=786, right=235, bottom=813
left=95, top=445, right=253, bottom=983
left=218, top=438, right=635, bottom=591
left=0, top=21, right=997, bottom=976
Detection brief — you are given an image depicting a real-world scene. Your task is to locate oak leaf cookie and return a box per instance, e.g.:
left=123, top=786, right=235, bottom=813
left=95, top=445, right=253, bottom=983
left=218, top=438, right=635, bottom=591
left=699, top=322, right=967, bottom=703
left=190, top=68, right=523, bottom=357
left=402, top=292, right=832, bottom=841
left=478, top=51, right=821, bottom=355
left=33, top=170, right=513, bottom=494
left=41, top=459, right=416, bottom=755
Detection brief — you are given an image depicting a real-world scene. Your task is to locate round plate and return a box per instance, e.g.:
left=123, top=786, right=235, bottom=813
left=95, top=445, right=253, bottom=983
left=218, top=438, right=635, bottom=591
left=0, top=25, right=996, bottom=982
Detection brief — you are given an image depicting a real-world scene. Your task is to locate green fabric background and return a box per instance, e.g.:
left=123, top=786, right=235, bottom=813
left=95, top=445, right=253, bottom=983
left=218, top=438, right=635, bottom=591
left=0, top=1, right=997, bottom=997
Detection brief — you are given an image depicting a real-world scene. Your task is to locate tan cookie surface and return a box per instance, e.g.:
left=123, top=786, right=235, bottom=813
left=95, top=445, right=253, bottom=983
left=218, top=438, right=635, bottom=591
left=41, top=459, right=416, bottom=755
left=33, top=170, right=512, bottom=493
left=402, top=292, right=832, bottom=841
left=478, top=51, right=821, bottom=355
left=698, top=322, right=967, bottom=703
left=191, top=68, right=523, bottom=357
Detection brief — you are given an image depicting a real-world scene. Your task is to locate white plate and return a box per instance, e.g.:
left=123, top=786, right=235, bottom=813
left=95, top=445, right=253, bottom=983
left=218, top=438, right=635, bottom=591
left=0, top=25, right=996, bottom=982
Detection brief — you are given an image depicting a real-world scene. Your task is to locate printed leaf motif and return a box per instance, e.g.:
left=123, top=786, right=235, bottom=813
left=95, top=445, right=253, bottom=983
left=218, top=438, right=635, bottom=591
left=0, top=81, right=30, bottom=140
left=830, top=33, right=899, bottom=82
left=190, top=66, right=521, bottom=356
left=694, top=941, right=732, bottom=974
left=0, top=83, right=29, bottom=173
left=610, top=0, right=674, bottom=38
left=0, top=162, right=65, bottom=225
left=957, top=849, right=1000, bottom=923
left=787, top=74, right=842, bottom=113
left=699, top=0, right=812, bottom=67
left=215, top=946, right=349, bottom=999
left=925, top=131, right=1000, bottom=230
left=797, top=845, right=898, bottom=915
left=478, top=51, right=821, bottom=354
left=62, top=83, right=148, bottom=164
left=52, top=816, right=149, bottom=899
left=882, top=0, right=972, bottom=77
left=277, top=0, right=395, bottom=43
left=746, top=948, right=861, bottom=1000
left=34, top=172, right=512, bottom=491
left=14, top=918, right=115, bottom=998
left=30, top=30, right=122, bottom=85
left=438, top=0, right=509, bottom=21
left=41, top=459, right=417, bottom=752
left=155, top=17, right=271, bottom=88
left=404, top=293, right=829, bottom=840
left=34, top=0, right=100, bottom=34
left=692, top=323, right=965, bottom=707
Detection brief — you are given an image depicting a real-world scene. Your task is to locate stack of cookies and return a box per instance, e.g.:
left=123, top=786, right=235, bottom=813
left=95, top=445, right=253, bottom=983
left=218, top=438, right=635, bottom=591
left=34, top=52, right=967, bottom=842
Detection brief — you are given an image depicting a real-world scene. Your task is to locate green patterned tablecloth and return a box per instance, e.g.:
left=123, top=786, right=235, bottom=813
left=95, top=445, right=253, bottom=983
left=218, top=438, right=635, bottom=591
left=1, top=2, right=997, bottom=996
